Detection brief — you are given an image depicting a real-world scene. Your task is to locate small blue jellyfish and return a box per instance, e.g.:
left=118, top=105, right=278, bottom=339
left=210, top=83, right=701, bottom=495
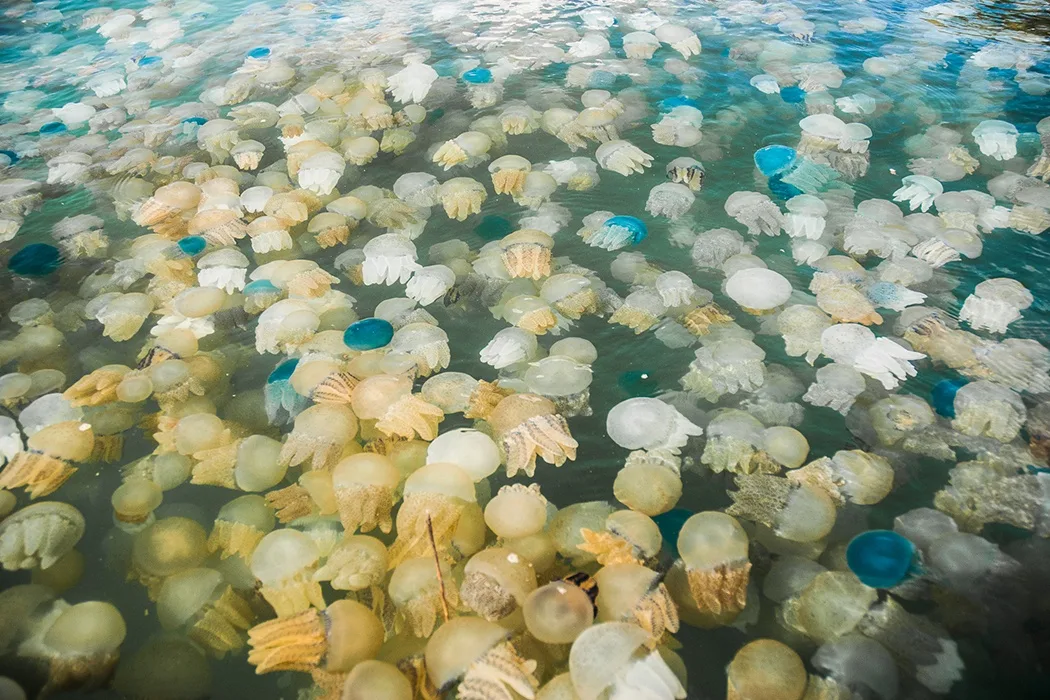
left=343, top=318, right=394, bottom=351
left=652, top=508, right=694, bottom=558
left=846, top=530, right=918, bottom=589
left=176, top=236, right=207, bottom=257
left=244, top=279, right=280, bottom=296
left=659, top=95, right=702, bottom=112
left=618, top=370, right=659, bottom=398
left=462, top=67, right=493, bottom=84
left=754, top=145, right=798, bottom=177
left=247, top=47, right=271, bottom=60
left=589, top=215, right=648, bottom=251
left=475, top=215, right=514, bottom=241
left=39, top=122, right=67, bottom=135
left=768, top=175, right=803, bottom=199
left=932, top=378, right=968, bottom=418
left=0, top=150, right=19, bottom=165
left=9, top=243, right=62, bottom=276
left=264, top=358, right=308, bottom=425
left=780, top=86, right=806, bottom=104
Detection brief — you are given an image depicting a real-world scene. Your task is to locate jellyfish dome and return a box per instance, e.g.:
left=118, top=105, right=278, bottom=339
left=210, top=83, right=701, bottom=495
left=846, top=530, right=918, bottom=589
left=9, top=243, right=62, bottom=276
left=754, top=145, right=797, bottom=178
left=343, top=318, right=394, bottom=351
left=606, top=397, right=703, bottom=453
left=725, top=268, right=792, bottom=312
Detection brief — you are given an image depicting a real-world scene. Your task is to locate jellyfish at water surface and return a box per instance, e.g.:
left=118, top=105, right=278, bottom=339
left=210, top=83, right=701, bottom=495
left=846, top=530, right=918, bottom=589
left=9, top=243, right=62, bottom=276
left=343, top=318, right=394, bottom=351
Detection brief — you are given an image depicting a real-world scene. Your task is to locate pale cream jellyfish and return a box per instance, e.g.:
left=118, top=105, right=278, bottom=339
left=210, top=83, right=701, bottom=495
left=0, top=420, right=94, bottom=498
left=206, top=495, right=275, bottom=560
left=788, top=450, right=894, bottom=507
left=524, top=355, right=594, bottom=417
left=608, top=288, right=667, bottom=334
left=19, top=600, right=127, bottom=694
left=524, top=579, right=595, bottom=645
left=614, top=449, right=684, bottom=517
left=387, top=58, right=439, bottom=104
left=278, top=403, right=358, bottom=471
left=248, top=598, right=383, bottom=694
left=595, top=139, right=654, bottom=176
left=803, top=363, right=867, bottom=415
left=197, top=247, right=248, bottom=294
left=782, top=194, right=828, bottom=240
left=250, top=528, right=325, bottom=616
left=655, top=22, right=702, bottom=58
left=157, top=567, right=254, bottom=658
left=431, top=131, right=493, bottom=171
left=777, top=305, right=833, bottom=365
left=502, top=294, right=561, bottom=335
left=390, top=555, right=458, bottom=637
left=541, top=273, right=601, bottom=320
left=351, top=374, right=444, bottom=442
left=313, top=534, right=388, bottom=594
left=727, top=473, right=837, bottom=543
left=459, top=547, right=538, bottom=621
left=488, top=155, right=532, bottom=196
left=190, top=434, right=285, bottom=491
left=646, top=183, right=695, bottom=220
left=342, top=660, right=413, bottom=700
left=623, top=31, right=661, bottom=59
left=498, top=229, right=555, bottom=280
left=652, top=106, right=705, bottom=147
left=426, top=617, right=539, bottom=699
left=594, top=562, right=679, bottom=644
left=388, top=462, right=476, bottom=566
left=725, top=191, right=783, bottom=236
left=725, top=639, right=808, bottom=700
left=387, top=323, right=451, bottom=377
left=951, top=380, right=1026, bottom=443
left=427, top=428, right=501, bottom=482
left=110, top=477, right=163, bottom=531
left=959, top=277, right=1033, bottom=334
left=725, top=268, right=793, bottom=314
left=152, top=286, right=226, bottom=340
left=892, top=175, right=943, bottom=212
left=820, top=324, right=925, bottom=390
left=439, top=177, right=487, bottom=221
left=681, top=334, right=767, bottom=402
left=675, top=511, right=751, bottom=620
left=1028, top=116, right=1050, bottom=181
left=487, top=393, right=578, bottom=478
left=0, top=502, right=84, bottom=571
left=606, top=397, right=703, bottom=455
left=484, top=483, right=548, bottom=540
left=129, top=517, right=209, bottom=599
left=330, top=452, right=401, bottom=535
left=569, top=622, right=685, bottom=700
left=972, top=119, right=1018, bottom=161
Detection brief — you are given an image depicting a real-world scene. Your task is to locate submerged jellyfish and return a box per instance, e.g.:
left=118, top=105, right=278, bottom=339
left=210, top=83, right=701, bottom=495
left=9, top=243, right=62, bottom=276
left=588, top=215, right=648, bottom=251
left=595, top=140, right=653, bottom=176
left=569, top=622, right=686, bottom=700
left=726, top=268, right=793, bottom=314
left=892, top=175, right=943, bottom=212
left=972, top=119, right=1018, bottom=161
left=725, top=191, right=783, bottom=236
left=959, top=277, right=1033, bottom=334
left=606, top=398, right=703, bottom=454
left=821, top=324, right=925, bottom=390
left=846, top=530, right=918, bottom=589
left=646, top=183, right=695, bottom=220
left=726, top=640, right=807, bottom=700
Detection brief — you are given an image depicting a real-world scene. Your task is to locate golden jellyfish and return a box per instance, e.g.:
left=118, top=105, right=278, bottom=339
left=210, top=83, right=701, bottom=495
left=725, top=639, right=808, bottom=700
left=157, top=567, right=254, bottom=657
left=498, top=229, right=555, bottom=280
left=331, top=453, right=401, bottom=535
left=110, top=478, right=163, bottom=531
left=593, top=563, right=679, bottom=645
left=130, top=516, right=209, bottom=599
left=388, top=556, right=459, bottom=638
left=250, top=528, right=326, bottom=617
left=484, top=483, right=549, bottom=539
left=278, top=404, right=358, bottom=471
left=23, top=601, right=126, bottom=695
left=0, top=420, right=95, bottom=498
left=459, top=547, right=537, bottom=622
left=523, top=579, right=596, bottom=645
left=207, top=495, right=276, bottom=560
left=350, top=375, right=443, bottom=442
left=677, top=512, right=751, bottom=620
left=313, top=534, right=388, bottom=593
left=487, top=393, right=578, bottom=478
left=387, top=462, right=475, bottom=566
left=425, top=617, right=539, bottom=699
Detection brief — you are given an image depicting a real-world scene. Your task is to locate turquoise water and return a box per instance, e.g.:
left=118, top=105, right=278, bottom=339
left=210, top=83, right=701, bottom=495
left=0, top=1, right=1048, bottom=698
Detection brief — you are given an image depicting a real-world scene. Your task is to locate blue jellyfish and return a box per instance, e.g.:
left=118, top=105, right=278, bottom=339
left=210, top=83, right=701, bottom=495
left=659, top=95, right=702, bottom=112
left=264, top=358, right=309, bottom=425
left=768, top=175, right=803, bottom=199
left=182, top=117, right=208, bottom=126
left=618, top=370, right=659, bottom=398
left=589, top=215, right=648, bottom=251
left=39, top=122, right=67, bottom=135
left=932, top=378, right=968, bottom=418
left=652, top=508, right=695, bottom=558
left=9, top=243, right=62, bottom=276
left=475, top=215, right=514, bottom=241
left=780, top=86, right=806, bottom=104
left=754, top=145, right=837, bottom=196
left=754, top=145, right=798, bottom=177
left=462, top=67, right=493, bottom=84
left=0, top=150, right=20, bottom=165
left=176, top=235, right=207, bottom=257
left=244, top=279, right=280, bottom=296
left=247, top=47, right=271, bottom=60
left=343, top=318, right=394, bottom=351
left=846, top=530, right=918, bottom=589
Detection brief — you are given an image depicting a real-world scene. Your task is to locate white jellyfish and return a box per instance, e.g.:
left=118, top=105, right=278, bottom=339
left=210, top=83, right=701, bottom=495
left=386, top=61, right=439, bottom=104
left=782, top=194, right=828, bottom=240
left=362, top=234, right=421, bottom=286
left=480, top=327, right=539, bottom=369
left=958, top=278, right=1033, bottom=334
left=606, top=398, right=703, bottom=454
left=652, top=106, right=704, bottom=147
left=750, top=74, right=781, bottom=94
left=820, top=324, right=925, bottom=390
left=972, top=119, right=1018, bottom=161
left=726, top=268, right=793, bottom=314
left=595, top=140, right=654, bottom=176
left=406, top=265, right=456, bottom=306
left=803, top=363, right=867, bottom=415
left=892, top=175, right=944, bottom=212
left=645, top=183, right=695, bottom=220
left=655, top=23, right=702, bottom=58
left=725, top=191, right=783, bottom=236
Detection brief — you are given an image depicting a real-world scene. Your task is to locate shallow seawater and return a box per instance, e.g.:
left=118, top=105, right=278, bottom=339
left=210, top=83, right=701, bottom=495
left=0, top=0, right=1049, bottom=699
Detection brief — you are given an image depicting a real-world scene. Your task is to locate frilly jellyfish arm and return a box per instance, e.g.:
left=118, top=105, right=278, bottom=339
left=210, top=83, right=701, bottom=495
left=972, top=120, right=1018, bottom=161
left=853, top=338, right=926, bottom=390
left=405, top=265, right=456, bottom=305
left=386, top=63, right=438, bottom=104
left=958, top=296, right=1021, bottom=334
left=892, top=175, right=943, bottom=212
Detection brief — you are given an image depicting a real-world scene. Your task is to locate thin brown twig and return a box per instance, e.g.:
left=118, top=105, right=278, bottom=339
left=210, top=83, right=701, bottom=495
left=426, top=514, right=450, bottom=622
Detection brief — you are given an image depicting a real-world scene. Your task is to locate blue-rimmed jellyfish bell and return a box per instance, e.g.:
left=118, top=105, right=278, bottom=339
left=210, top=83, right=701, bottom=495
left=248, top=47, right=271, bottom=60
left=176, top=236, right=207, bottom=257
left=588, top=215, right=647, bottom=250
left=846, top=530, right=917, bottom=589
left=0, top=150, right=19, bottom=166
left=462, top=67, right=493, bottom=84
left=265, top=358, right=308, bottom=425
left=754, top=145, right=797, bottom=177
left=39, top=122, right=67, bottom=135
left=9, top=243, right=62, bottom=276
left=932, top=378, right=967, bottom=418
left=343, top=318, right=394, bottom=351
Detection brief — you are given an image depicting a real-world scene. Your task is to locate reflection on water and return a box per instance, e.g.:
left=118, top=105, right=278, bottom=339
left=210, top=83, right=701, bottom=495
left=0, top=0, right=1048, bottom=698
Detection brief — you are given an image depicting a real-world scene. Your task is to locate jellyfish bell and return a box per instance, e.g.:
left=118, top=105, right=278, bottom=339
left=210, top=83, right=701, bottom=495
left=725, top=268, right=792, bottom=314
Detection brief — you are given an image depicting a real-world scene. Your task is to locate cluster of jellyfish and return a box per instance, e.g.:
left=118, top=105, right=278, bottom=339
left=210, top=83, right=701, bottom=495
left=0, top=0, right=1049, bottom=699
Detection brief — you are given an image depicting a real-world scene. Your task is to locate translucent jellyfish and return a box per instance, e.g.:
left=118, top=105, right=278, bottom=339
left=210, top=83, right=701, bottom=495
left=681, top=338, right=766, bottom=402
left=623, top=31, right=660, bottom=59
left=247, top=599, right=382, bottom=680
left=654, top=271, right=700, bottom=309
left=588, top=215, right=648, bottom=251
left=751, top=73, right=781, bottom=94
left=1028, top=116, right=1050, bottom=181
left=606, top=398, right=703, bottom=454
left=278, top=404, right=358, bottom=471
left=541, top=273, right=601, bottom=320
left=22, top=600, right=127, bottom=695
left=727, top=474, right=837, bottom=543
left=157, top=568, right=253, bottom=658
left=250, top=529, right=325, bottom=616
left=426, top=617, right=538, bottom=698
left=459, top=547, right=537, bottom=621
left=959, top=277, right=1032, bottom=333
left=777, top=305, right=832, bottom=364
left=484, top=483, right=548, bottom=540
left=790, top=450, right=895, bottom=506
left=0, top=421, right=94, bottom=498
left=207, top=495, right=275, bottom=561
left=231, top=140, right=264, bottom=170
left=500, top=103, right=541, bottom=135
left=197, top=248, right=248, bottom=294
left=388, top=556, right=459, bottom=637
left=351, top=374, right=443, bottom=441
left=782, top=194, right=828, bottom=239
left=569, top=623, right=685, bottom=700
left=502, top=294, right=561, bottom=335
left=726, top=268, right=793, bottom=314
left=113, top=634, right=211, bottom=700
left=724, top=191, right=783, bottom=236
left=691, top=228, right=754, bottom=271
left=129, top=517, right=209, bottom=599
left=951, top=380, right=1025, bottom=442
left=330, top=453, right=400, bottom=535
left=362, top=234, right=421, bottom=286
left=0, top=502, right=84, bottom=571
left=892, top=175, right=943, bottom=212
left=439, top=177, right=487, bottom=221
left=544, top=157, right=600, bottom=191
left=432, top=131, right=492, bottom=171
left=480, top=327, right=539, bottom=369
left=812, top=635, right=899, bottom=700
left=803, top=363, right=866, bottom=415
left=499, top=229, right=555, bottom=280
left=388, top=323, right=452, bottom=376
left=725, top=640, right=807, bottom=700
left=488, top=155, right=532, bottom=196
left=699, top=410, right=771, bottom=475
left=609, top=288, right=666, bottom=334
left=821, top=324, right=925, bottom=390
left=655, top=23, right=702, bottom=58
left=676, top=512, right=750, bottom=620
left=972, top=119, right=1018, bottom=161
left=595, top=140, right=653, bottom=176
left=427, top=429, right=501, bottom=482
left=645, top=183, right=695, bottom=220
left=652, top=106, right=704, bottom=147
left=387, top=61, right=439, bottom=104
left=487, top=393, right=578, bottom=478
left=524, top=579, right=595, bottom=644
left=110, top=478, right=163, bottom=530
left=342, top=660, right=412, bottom=700
left=666, top=157, right=705, bottom=191
left=388, top=462, right=475, bottom=565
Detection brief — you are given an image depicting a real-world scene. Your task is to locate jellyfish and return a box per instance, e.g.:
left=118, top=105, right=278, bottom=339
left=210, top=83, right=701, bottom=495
left=569, top=622, right=686, bottom=700
left=427, top=428, right=501, bottom=482
left=544, top=157, right=601, bottom=191
left=207, top=495, right=275, bottom=561
left=387, top=61, right=439, bottom=104
left=811, top=635, right=899, bottom=700
left=361, top=234, right=421, bottom=286
left=681, top=338, right=766, bottom=402
left=503, top=294, right=561, bottom=335
left=0, top=421, right=94, bottom=498
left=499, top=229, right=555, bottom=280
left=972, top=119, right=1018, bottom=161
left=820, top=324, right=925, bottom=390
left=726, top=268, right=793, bottom=314
left=128, top=516, right=209, bottom=599
left=250, top=529, right=325, bottom=617
left=782, top=194, right=828, bottom=239
left=645, top=183, right=695, bottom=221
left=950, top=380, right=1025, bottom=443
left=595, top=140, right=653, bottom=176
left=388, top=323, right=451, bottom=377
left=892, top=175, right=943, bottom=212
left=488, top=155, right=532, bottom=196
left=432, top=131, right=492, bottom=171
left=278, top=404, right=358, bottom=471
left=725, top=640, right=807, bottom=700
left=725, top=191, right=783, bottom=236
left=959, top=277, right=1032, bottom=333
left=439, top=177, right=487, bottom=221
left=609, top=288, right=667, bottom=334
left=484, top=483, right=548, bottom=540
left=387, top=556, right=460, bottom=638
left=488, top=393, right=578, bottom=478
left=157, top=568, right=254, bottom=658
left=845, top=530, right=917, bottom=590
left=540, top=273, right=601, bottom=320
left=459, top=547, right=537, bottom=621
left=426, top=617, right=539, bottom=699
left=480, top=327, right=539, bottom=369
left=652, top=106, right=704, bottom=148
left=330, top=453, right=400, bottom=535
left=351, top=374, right=444, bottom=441
left=21, top=600, right=127, bottom=695
left=197, top=247, right=248, bottom=293
left=606, top=398, right=703, bottom=455
left=803, top=363, right=866, bottom=415
left=0, top=501, right=84, bottom=571
left=588, top=215, right=648, bottom=251
left=524, top=579, right=595, bottom=645
left=387, top=462, right=475, bottom=566
left=790, top=449, right=895, bottom=507
left=312, top=534, right=387, bottom=594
